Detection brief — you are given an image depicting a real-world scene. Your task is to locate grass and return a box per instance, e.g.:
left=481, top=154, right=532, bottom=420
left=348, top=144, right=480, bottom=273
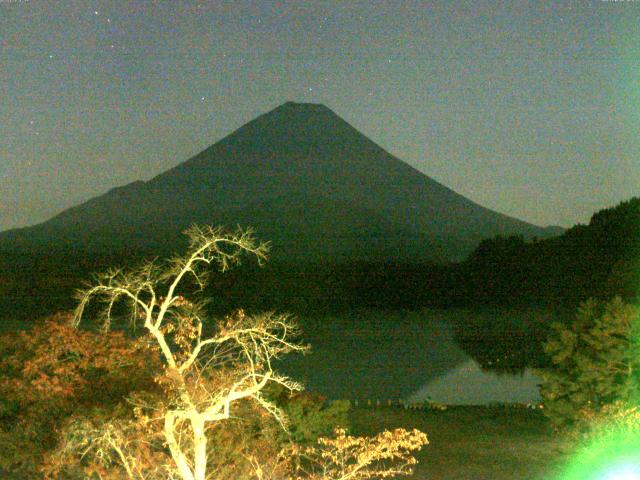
left=349, top=405, right=571, bottom=480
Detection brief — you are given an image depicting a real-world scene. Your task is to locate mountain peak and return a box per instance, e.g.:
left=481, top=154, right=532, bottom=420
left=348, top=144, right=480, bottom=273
left=280, top=101, right=330, bottom=110
left=264, top=101, right=337, bottom=120
left=218, top=100, right=364, bottom=154
left=260, top=101, right=330, bottom=118
left=0, top=102, right=561, bottom=263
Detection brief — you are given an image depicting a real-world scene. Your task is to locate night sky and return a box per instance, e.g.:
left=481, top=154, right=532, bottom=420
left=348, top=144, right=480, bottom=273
left=1, top=0, right=638, bottom=232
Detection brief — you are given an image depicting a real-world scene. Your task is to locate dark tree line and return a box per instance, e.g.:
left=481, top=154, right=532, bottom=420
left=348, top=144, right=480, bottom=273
left=1, top=198, right=638, bottom=327
left=214, top=197, right=640, bottom=316
left=459, top=197, right=640, bottom=310
left=448, top=197, right=640, bottom=372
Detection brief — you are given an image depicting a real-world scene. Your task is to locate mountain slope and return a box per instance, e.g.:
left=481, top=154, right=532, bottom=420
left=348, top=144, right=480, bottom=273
left=0, top=102, right=562, bottom=263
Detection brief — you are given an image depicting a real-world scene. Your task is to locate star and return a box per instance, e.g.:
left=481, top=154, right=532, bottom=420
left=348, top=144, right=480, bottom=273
left=94, top=10, right=99, bottom=15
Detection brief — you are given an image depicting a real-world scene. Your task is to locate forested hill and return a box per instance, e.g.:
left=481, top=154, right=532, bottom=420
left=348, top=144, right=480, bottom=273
left=458, top=197, right=640, bottom=308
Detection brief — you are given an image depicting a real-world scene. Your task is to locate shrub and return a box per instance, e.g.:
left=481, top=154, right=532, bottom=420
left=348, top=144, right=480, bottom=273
left=268, top=386, right=351, bottom=445
left=296, top=427, right=429, bottom=480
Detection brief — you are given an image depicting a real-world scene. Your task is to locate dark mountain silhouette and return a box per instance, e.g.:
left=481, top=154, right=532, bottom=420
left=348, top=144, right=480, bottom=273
left=0, top=102, right=562, bottom=263
left=459, top=196, right=640, bottom=308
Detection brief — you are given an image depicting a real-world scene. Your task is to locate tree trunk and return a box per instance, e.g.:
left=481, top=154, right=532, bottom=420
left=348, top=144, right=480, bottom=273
left=192, top=416, right=208, bottom=480
left=164, top=412, right=196, bottom=480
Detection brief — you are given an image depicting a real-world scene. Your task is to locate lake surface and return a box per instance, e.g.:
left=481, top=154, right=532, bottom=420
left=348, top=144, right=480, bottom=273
left=276, top=309, right=542, bottom=405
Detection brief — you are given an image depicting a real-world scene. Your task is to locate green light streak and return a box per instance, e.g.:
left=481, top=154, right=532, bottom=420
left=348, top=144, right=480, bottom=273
left=557, top=429, right=640, bottom=480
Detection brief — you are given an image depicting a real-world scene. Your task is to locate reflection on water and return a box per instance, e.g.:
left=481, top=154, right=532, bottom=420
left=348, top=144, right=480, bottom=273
left=276, top=309, right=541, bottom=404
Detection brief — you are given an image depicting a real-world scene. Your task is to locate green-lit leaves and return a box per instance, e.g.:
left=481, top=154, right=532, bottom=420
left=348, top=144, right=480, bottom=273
left=538, top=297, right=640, bottom=432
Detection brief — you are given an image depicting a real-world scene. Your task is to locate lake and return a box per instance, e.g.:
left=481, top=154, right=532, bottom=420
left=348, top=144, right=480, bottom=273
left=276, top=308, right=542, bottom=405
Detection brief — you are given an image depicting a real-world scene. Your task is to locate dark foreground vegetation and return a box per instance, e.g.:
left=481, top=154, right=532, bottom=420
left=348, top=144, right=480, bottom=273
left=0, top=197, right=637, bottom=478
left=0, top=310, right=568, bottom=478
left=1, top=227, right=430, bottom=479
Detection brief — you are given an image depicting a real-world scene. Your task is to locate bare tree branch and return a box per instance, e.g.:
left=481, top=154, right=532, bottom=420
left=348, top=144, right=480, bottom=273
left=71, top=225, right=305, bottom=480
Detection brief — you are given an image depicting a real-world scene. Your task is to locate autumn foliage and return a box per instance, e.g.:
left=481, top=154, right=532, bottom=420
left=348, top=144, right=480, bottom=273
left=295, top=427, right=429, bottom=480
left=0, top=312, right=160, bottom=477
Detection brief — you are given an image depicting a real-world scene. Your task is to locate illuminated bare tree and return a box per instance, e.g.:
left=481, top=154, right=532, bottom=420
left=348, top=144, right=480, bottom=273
left=73, top=225, right=306, bottom=480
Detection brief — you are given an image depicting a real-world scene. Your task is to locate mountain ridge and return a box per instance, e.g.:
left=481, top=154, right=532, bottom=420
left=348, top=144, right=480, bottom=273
left=0, top=102, right=563, bottom=263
